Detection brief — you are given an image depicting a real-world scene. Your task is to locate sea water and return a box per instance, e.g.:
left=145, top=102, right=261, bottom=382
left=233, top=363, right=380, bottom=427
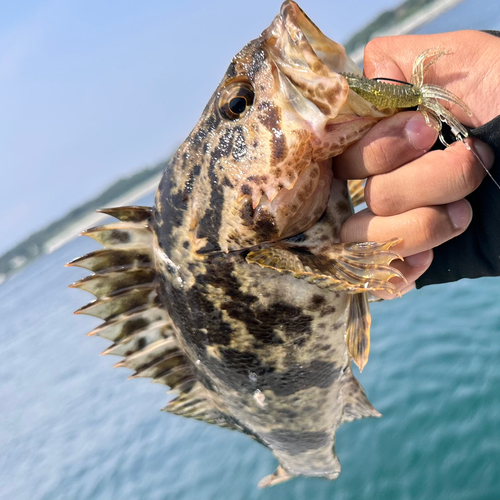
left=2, top=1, right=500, bottom=498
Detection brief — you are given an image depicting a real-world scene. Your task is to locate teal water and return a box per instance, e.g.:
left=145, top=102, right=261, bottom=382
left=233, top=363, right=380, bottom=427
left=2, top=211, right=499, bottom=500
left=2, top=2, right=500, bottom=498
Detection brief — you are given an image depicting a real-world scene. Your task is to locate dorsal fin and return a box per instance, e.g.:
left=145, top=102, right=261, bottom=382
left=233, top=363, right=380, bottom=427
left=69, top=206, right=238, bottom=431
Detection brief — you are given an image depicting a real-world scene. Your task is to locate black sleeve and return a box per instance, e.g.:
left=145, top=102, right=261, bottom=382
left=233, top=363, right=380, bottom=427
left=416, top=30, right=500, bottom=288
left=416, top=116, right=500, bottom=287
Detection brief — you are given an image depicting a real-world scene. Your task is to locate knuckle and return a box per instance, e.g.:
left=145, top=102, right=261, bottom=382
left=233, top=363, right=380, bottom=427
left=364, top=38, right=386, bottom=61
left=363, top=37, right=401, bottom=78
left=365, top=139, right=394, bottom=174
left=365, top=177, right=399, bottom=216
left=456, top=152, right=484, bottom=193
left=444, top=146, right=485, bottom=196
left=363, top=39, right=388, bottom=76
left=415, top=208, right=449, bottom=245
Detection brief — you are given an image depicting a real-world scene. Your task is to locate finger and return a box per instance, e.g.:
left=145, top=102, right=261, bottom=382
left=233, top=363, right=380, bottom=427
left=363, top=32, right=483, bottom=86
left=371, top=250, right=433, bottom=300
left=340, top=200, right=472, bottom=257
left=334, top=111, right=438, bottom=180
left=365, top=138, right=494, bottom=216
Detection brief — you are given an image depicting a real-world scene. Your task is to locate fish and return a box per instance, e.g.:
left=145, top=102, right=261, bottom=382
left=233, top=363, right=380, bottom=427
left=69, top=0, right=468, bottom=487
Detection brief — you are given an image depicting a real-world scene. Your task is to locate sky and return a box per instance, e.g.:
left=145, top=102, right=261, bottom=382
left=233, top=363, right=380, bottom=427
left=0, top=0, right=404, bottom=254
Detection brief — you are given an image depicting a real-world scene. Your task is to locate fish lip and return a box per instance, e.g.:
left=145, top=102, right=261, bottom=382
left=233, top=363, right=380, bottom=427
left=261, top=0, right=358, bottom=130
left=262, top=0, right=357, bottom=78
left=278, top=0, right=329, bottom=68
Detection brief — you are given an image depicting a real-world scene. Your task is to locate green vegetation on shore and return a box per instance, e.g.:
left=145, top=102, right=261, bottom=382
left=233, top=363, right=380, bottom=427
left=0, top=160, right=167, bottom=281
left=344, top=0, right=438, bottom=53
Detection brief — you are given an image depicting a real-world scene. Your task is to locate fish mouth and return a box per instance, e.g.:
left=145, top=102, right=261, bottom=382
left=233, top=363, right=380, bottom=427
left=263, top=0, right=362, bottom=122
left=244, top=2, right=383, bottom=243
left=264, top=1, right=361, bottom=81
left=247, top=1, right=356, bottom=240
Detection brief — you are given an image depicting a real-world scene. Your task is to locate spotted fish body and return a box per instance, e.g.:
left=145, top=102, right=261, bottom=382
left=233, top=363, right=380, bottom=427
left=151, top=1, right=405, bottom=483
left=71, top=1, right=422, bottom=486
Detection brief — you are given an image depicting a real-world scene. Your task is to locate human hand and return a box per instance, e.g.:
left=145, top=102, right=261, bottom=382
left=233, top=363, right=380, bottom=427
left=334, top=31, right=499, bottom=298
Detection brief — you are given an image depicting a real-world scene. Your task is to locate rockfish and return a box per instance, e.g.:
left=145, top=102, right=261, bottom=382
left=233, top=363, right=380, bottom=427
left=70, top=1, right=469, bottom=486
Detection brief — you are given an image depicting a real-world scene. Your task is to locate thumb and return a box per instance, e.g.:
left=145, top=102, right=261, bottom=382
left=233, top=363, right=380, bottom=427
left=362, top=38, right=408, bottom=82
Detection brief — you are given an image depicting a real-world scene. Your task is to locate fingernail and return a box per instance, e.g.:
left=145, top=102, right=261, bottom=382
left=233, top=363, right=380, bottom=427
left=471, top=140, right=494, bottom=169
left=405, top=114, right=438, bottom=151
left=405, top=250, right=433, bottom=268
left=446, top=200, right=472, bottom=230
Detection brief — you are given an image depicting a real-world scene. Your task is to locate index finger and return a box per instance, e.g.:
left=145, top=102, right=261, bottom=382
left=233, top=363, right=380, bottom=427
left=334, top=111, right=438, bottom=179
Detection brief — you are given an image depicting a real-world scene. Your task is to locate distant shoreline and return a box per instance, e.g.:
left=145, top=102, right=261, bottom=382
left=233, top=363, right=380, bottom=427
left=0, top=166, right=165, bottom=284
left=44, top=173, right=162, bottom=255
left=349, top=0, right=466, bottom=63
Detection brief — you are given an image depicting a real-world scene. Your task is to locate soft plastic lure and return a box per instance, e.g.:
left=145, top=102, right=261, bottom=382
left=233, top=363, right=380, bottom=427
left=342, top=48, right=471, bottom=146
left=342, top=48, right=499, bottom=189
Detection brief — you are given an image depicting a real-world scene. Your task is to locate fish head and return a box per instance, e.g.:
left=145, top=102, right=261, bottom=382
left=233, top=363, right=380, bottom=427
left=156, top=1, right=390, bottom=254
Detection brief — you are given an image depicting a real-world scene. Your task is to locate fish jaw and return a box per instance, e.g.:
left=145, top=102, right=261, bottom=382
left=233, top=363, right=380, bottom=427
left=263, top=0, right=354, bottom=129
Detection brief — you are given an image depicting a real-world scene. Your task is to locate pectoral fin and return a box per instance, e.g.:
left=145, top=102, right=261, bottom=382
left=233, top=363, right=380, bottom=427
left=246, top=239, right=404, bottom=294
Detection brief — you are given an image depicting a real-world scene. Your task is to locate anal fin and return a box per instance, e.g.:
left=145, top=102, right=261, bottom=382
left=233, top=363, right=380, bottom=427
left=341, top=376, right=381, bottom=423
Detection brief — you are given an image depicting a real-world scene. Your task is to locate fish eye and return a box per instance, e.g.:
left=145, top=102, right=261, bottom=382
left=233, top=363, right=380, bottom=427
left=219, top=80, right=255, bottom=120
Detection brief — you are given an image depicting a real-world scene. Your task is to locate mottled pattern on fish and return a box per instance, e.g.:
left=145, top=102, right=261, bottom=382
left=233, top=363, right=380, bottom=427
left=154, top=175, right=376, bottom=479
left=70, top=0, right=467, bottom=487
left=145, top=3, right=398, bottom=480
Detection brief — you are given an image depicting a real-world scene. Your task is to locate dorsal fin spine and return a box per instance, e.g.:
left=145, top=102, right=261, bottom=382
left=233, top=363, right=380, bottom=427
left=71, top=206, right=237, bottom=432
